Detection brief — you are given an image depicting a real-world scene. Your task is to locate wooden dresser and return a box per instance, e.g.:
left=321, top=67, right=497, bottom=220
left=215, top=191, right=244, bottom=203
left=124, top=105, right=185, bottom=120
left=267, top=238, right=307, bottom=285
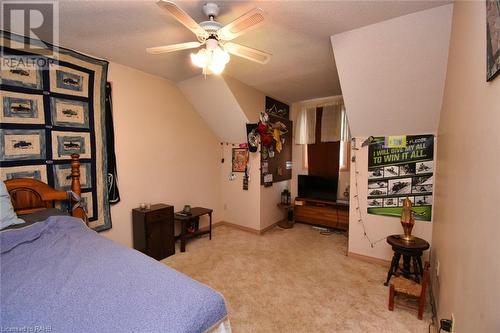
left=132, top=204, right=174, bottom=260
left=294, top=197, right=349, bottom=231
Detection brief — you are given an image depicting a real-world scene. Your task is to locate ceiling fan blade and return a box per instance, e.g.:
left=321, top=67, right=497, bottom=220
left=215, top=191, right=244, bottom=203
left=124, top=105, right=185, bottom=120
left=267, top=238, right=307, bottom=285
left=146, top=41, right=202, bottom=55
left=217, top=8, right=265, bottom=41
left=224, top=42, right=271, bottom=64
left=157, top=0, right=208, bottom=39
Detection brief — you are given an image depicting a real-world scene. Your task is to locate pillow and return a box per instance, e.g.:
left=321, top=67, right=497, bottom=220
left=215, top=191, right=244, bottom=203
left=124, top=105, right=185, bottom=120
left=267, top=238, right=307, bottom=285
left=0, top=181, right=25, bottom=230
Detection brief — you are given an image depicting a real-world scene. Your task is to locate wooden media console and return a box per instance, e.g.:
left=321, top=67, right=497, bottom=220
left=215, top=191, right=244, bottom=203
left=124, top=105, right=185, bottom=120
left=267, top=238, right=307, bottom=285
left=294, top=197, right=349, bottom=231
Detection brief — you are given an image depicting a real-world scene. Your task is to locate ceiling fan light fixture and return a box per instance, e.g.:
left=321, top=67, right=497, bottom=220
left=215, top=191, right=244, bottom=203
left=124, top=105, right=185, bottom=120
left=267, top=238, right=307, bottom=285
left=150, top=2, right=271, bottom=73
left=190, top=48, right=208, bottom=68
left=213, top=46, right=230, bottom=65
left=191, top=46, right=230, bottom=74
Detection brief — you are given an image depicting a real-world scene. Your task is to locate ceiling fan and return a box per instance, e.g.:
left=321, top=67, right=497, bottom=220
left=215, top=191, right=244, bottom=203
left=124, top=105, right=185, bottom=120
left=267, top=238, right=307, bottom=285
left=147, top=1, right=272, bottom=74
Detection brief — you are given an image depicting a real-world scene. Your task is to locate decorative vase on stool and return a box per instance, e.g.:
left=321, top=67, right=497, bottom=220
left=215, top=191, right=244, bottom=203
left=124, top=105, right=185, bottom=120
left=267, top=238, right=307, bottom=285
left=400, top=197, right=415, bottom=242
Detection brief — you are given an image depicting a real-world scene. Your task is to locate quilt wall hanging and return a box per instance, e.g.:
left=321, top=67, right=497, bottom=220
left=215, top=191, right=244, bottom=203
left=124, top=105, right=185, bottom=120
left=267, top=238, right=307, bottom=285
left=0, top=31, right=111, bottom=231
left=486, top=0, right=500, bottom=81
left=367, top=135, right=434, bottom=222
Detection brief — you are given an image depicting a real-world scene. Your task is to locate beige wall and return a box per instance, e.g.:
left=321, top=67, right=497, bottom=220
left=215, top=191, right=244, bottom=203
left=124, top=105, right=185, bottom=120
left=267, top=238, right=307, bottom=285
left=260, top=181, right=288, bottom=229
left=221, top=75, right=262, bottom=230
left=348, top=136, right=434, bottom=261
left=224, top=75, right=290, bottom=230
left=432, top=2, right=500, bottom=331
left=223, top=75, right=261, bottom=123
left=102, top=62, right=222, bottom=247
left=331, top=4, right=452, bottom=137
left=220, top=144, right=261, bottom=230
left=331, top=5, right=452, bottom=262
left=178, top=75, right=248, bottom=143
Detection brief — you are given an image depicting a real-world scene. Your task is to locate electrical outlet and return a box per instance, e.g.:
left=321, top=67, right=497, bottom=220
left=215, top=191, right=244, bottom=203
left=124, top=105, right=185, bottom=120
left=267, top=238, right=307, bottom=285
left=436, top=260, right=440, bottom=277
left=451, top=313, right=455, bottom=333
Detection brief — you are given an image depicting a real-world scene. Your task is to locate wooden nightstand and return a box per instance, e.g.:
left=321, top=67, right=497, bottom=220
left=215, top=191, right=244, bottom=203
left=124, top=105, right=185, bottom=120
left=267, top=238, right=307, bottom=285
left=132, top=204, right=174, bottom=260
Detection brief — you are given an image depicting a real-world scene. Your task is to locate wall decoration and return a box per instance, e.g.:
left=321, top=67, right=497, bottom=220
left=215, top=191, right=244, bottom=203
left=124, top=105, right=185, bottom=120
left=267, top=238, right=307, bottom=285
left=487, top=0, right=500, bottom=81
left=367, top=135, right=434, bottom=221
left=51, top=131, right=92, bottom=160
left=263, top=172, right=273, bottom=187
left=49, top=63, right=90, bottom=97
left=50, top=97, right=89, bottom=128
left=79, top=192, right=94, bottom=219
left=0, top=55, right=43, bottom=89
left=53, top=162, right=92, bottom=190
left=385, top=135, right=406, bottom=148
left=104, top=82, right=120, bottom=204
left=243, top=167, right=249, bottom=190
left=1, top=91, right=45, bottom=124
left=259, top=111, right=292, bottom=185
left=0, top=31, right=111, bottom=231
left=55, top=191, right=94, bottom=220
left=0, top=129, right=46, bottom=161
left=1, top=165, right=48, bottom=183
left=265, top=96, right=289, bottom=119
left=232, top=148, right=248, bottom=172
left=246, top=123, right=259, bottom=153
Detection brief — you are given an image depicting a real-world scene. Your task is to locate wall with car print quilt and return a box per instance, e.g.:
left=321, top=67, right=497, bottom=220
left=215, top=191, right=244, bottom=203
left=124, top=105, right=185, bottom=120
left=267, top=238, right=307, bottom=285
left=0, top=31, right=111, bottom=231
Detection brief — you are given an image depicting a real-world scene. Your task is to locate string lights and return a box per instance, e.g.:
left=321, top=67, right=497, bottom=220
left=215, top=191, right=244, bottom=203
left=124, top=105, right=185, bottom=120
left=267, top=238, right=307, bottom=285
left=351, top=137, right=387, bottom=248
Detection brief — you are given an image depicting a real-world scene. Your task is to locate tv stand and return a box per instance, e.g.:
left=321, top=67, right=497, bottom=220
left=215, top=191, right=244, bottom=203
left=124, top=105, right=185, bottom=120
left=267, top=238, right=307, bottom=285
left=294, top=197, right=349, bottom=231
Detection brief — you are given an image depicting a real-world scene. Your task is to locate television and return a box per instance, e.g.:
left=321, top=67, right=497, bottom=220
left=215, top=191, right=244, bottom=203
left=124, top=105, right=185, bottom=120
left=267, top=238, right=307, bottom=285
left=298, top=175, right=338, bottom=202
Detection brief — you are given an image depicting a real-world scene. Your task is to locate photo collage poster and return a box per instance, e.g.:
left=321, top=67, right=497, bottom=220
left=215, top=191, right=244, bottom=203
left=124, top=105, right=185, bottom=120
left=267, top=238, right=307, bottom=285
left=367, top=135, right=434, bottom=221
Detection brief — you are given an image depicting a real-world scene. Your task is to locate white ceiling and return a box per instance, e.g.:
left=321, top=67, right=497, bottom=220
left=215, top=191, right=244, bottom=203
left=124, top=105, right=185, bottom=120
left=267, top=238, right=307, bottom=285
left=57, top=0, right=449, bottom=103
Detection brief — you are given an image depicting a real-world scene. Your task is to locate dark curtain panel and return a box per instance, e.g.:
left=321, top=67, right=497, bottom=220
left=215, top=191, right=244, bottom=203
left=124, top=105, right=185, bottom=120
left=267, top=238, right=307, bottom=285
left=105, top=82, right=120, bottom=204
left=307, top=107, right=340, bottom=177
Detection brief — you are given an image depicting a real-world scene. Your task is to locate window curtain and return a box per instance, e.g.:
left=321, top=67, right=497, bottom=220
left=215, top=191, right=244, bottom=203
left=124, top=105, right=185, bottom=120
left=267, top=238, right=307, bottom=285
left=320, top=103, right=343, bottom=142
left=295, top=106, right=316, bottom=144
left=340, top=104, right=350, bottom=142
left=339, top=105, right=351, bottom=170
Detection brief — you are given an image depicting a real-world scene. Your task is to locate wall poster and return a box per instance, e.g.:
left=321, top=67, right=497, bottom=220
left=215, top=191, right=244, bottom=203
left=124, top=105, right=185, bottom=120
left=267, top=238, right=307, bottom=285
left=367, top=135, right=434, bottom=221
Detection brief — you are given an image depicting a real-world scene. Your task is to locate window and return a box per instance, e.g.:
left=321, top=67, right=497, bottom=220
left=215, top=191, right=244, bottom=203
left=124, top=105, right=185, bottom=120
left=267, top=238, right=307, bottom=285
left=339, top=106, right=351, bottom=171
left=296, top=100, right=350, bottom=172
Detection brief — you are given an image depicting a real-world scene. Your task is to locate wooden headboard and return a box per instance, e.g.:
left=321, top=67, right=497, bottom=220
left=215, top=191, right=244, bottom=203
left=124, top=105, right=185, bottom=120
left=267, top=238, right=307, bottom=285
left=5, top=154, right=87, bottom=221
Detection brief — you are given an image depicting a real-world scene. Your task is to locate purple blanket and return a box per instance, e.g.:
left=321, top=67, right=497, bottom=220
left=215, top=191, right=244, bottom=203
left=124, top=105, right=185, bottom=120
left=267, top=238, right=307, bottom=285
left=0, top=216, right=227, bottom=333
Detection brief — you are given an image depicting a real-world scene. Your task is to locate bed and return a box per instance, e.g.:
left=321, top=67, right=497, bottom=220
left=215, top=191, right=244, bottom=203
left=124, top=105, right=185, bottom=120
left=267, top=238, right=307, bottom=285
left=0, top=154, right=231, bottom=333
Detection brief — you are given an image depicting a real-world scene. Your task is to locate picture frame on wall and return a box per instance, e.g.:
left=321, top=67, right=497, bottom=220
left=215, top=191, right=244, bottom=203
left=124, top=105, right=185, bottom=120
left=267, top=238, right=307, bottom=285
left=265, top=96, right=289, bottom=120
left=486, top=0, right=500, bottom=81
left=232, top=148, right=248, bottom=173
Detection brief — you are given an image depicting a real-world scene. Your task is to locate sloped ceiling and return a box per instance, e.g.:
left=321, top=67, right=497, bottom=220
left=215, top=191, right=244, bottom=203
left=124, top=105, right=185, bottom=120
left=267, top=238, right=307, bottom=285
left=53, top=0, right=450, bottom=103
left=331, top=4, right=453, bottom=137
left=178, top=75, right=249, bottom=143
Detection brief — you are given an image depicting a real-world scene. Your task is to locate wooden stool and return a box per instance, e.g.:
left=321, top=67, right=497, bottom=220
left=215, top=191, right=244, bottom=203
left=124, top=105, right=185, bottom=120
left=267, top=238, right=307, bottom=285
left=384, top=235, right=430, bottom=286
left=388, top=262, right=430, bottom=320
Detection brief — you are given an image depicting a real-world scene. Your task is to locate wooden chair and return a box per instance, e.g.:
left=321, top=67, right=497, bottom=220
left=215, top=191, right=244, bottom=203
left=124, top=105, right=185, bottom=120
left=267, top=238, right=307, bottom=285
left=388, top=261, right=430, bottom=320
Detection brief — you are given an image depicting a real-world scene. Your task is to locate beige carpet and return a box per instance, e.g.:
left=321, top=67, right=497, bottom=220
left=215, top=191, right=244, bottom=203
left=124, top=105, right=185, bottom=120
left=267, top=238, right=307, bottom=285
left=163, top=224, right=431, bottom=333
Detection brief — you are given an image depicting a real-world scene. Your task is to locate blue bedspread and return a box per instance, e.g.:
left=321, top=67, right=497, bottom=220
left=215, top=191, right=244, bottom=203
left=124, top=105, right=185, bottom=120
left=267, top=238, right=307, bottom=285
left=0, top=216, right=227, bottom=333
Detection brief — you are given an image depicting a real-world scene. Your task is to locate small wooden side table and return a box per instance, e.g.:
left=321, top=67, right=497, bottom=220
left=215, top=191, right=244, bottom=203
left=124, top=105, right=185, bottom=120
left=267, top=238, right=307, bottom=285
left=277, top=203, right=294, bottom=229
left=384, top=235, right=430, bottom=286
left=132, top=204, right=174, bottom=260
left=174, top=207, right=213, bottom=252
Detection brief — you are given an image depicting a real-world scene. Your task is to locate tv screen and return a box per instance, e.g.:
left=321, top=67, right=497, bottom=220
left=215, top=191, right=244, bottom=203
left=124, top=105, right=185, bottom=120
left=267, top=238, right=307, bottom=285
left=298, top=175, right=338, bottom=202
